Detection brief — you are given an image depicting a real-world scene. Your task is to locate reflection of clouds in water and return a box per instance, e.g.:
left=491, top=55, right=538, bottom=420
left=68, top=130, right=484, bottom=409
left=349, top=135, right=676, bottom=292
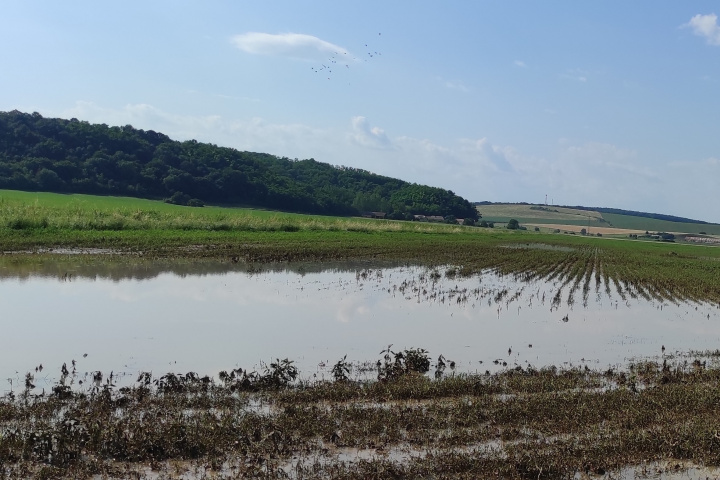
left=336, top=297, right=370, bottom=323
left=3, top=262, right=720, bottom=385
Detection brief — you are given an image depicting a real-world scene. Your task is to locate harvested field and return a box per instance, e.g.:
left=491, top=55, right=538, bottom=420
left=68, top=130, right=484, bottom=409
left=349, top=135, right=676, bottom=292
left=526, top=223, right=646, bottom=236
left=686, top=235, right=720, bottom=246
left=476, top=204, right=605, bottom=223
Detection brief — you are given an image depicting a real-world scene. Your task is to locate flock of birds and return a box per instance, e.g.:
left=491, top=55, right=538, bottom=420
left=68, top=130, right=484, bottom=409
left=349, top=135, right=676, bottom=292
left=310, top=33, right=383, bottom=80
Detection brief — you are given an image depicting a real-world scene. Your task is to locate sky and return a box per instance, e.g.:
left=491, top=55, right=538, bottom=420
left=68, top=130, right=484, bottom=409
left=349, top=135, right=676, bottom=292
left=1, top=1, right=719, bottom=222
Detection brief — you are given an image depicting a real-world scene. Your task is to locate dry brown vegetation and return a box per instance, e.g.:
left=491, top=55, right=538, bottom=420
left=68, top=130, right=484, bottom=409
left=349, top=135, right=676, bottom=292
left=4, top=352, right=720, bottom=479
left=526, top=223, right=646, bottom=235
left=476, top=204, right=605, bottom=223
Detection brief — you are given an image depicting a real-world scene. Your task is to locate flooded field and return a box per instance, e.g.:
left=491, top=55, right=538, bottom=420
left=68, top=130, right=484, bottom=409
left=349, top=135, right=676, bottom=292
left=3, top=255, right=720, bottom=479
left=2, top=255, right=719, bottom=390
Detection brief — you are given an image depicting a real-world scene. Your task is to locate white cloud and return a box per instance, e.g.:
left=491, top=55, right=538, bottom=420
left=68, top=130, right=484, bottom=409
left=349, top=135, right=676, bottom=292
left=393, top=136, right=459, bottom=173
left=350, top=116, right=395, bottom=150
left=60, top=101, right=333, bottom=159
left=458, top=138, right=515, bottom=173
left=514, top=60, right=527, bottom=68
left=668, top=156, right=720, bottom=168
left=564, top=142, right=638, bottom=165
left=684, top=14, right=720, bottom=46
left=560, top=69, right=588, bottom=82
left=64, top=102, right=223, bottom=137
left=443, top=80, right=470, bottom=92
left=230, top=32, right=349, bottom=60
left=559, top=142, right=658, bottom=183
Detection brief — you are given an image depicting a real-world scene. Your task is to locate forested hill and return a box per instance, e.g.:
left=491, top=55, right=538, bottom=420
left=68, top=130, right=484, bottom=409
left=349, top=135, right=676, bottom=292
left=0, top=111, right=478, bottom=220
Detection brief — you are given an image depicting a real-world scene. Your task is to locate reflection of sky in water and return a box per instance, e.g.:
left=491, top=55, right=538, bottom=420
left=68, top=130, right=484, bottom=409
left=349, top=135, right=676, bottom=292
left=2, top=261, right=720, bottom=391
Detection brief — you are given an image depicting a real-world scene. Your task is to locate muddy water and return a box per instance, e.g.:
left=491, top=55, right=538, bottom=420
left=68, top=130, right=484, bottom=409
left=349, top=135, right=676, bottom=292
left=1, top=256, right=719, bottom=391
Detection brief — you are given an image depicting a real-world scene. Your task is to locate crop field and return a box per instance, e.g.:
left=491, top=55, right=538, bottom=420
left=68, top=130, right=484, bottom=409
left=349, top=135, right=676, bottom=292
left=1, top=190, right=720, bottom=305
left=526, top=223, right=646, bottom=236
left=602, top=212, right=720, bottom=236
left=0, top=189, right=357, bottom=227
left=476, top=204, right=604, bottom=222
left=476, top=204, right=608, bottom=227
left=477, top=203, right=720, bottom=236
left=2, top=192, right=720, bottom=478
left=4, top=351, right=720, bottom=479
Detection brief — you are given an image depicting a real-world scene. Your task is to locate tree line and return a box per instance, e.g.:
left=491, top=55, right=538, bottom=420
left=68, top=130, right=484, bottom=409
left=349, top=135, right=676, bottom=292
left=0, top=111, right=478, bottom=220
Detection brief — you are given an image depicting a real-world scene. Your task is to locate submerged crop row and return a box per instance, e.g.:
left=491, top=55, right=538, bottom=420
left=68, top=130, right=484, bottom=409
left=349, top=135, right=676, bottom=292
left=1, top=188, right=719, bottom=303
left=3, top=351, right=720, bottom=479
left=1, top=233, right=719, bottom=305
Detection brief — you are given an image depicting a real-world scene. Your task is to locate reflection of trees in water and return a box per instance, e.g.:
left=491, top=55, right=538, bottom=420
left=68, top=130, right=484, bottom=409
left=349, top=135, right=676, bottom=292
left=0, top=255, right=406, bottom=282
left=1, top=249, right=718, bottom=306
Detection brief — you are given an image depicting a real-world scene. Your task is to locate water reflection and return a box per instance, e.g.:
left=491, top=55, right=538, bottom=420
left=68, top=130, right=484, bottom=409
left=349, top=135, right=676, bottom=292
left=1, top=255, right=719, bottom=392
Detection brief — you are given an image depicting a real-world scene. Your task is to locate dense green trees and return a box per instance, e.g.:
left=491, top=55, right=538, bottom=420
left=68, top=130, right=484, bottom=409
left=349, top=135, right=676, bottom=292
left=0, top=111, right=478, bottom=220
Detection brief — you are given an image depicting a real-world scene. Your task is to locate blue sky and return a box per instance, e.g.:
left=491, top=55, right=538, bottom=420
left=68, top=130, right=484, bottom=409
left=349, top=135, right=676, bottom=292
left=2, top=1, right=719, bottom=222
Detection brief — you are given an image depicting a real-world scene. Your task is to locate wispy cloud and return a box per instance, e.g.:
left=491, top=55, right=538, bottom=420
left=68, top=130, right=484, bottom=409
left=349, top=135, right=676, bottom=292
left=435, top=77, right=470, bottom=92
left=668, top=156, right=720, bottom=168
left=684, top=13, right=720, bottom=46
left=60, top=101, right=332, bottom=159
left=560, top=68, right=588, bottom=82
left=230, top=32, right=349, bottom=60
left=514, top=60, right=527, bottom=68
left=444, top=80, right=470, bottom=92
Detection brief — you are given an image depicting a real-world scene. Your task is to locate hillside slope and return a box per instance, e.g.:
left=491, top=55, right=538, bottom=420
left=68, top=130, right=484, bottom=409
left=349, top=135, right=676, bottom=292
left=476, top=203, right=720, bottom=236
left=0, top=111, right=478, bottom=220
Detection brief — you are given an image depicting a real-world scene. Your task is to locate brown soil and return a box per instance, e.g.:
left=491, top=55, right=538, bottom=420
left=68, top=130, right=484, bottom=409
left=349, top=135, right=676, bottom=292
left=526, top=223, right=646, bottom=235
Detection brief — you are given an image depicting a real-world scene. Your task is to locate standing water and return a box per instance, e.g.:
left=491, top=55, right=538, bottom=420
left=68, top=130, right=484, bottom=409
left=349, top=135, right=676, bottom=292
left=1, top=256, right=719, bottom=392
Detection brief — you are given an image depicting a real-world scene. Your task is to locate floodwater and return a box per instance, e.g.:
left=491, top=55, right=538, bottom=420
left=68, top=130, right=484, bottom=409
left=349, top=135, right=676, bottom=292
left=1, top=256, right=719, bottom=392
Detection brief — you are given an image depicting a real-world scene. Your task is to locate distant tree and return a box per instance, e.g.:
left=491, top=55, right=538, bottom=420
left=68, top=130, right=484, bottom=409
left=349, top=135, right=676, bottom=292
left=36, top=168, right=65, bottom=190
left=580, top=228, right=587, bottom=235
left=165, top=191, right=191, bottom=206
left=506, top=219, right=520, bottom=230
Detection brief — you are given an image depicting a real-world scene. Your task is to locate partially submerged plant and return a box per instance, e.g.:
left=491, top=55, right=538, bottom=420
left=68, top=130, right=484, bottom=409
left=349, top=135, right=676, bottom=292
left=331, top=355, right=351, bottom=382
left=377, top=345, right=431, bottom=381
left=5, top=353, right=720, bottom=479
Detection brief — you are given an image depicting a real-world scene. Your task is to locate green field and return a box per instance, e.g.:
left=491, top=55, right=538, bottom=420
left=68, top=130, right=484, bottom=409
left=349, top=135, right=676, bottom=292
left=602, top=212, right=720, bottom=235
left=1, top=190, right=720, bottom=304
left=0, top=189, right=471, bottom=235
left=477, top=203, right=720, bottom=235
left=480, top=216, right=607, bottom=227
left=477, top=204, right=605, bottom=223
